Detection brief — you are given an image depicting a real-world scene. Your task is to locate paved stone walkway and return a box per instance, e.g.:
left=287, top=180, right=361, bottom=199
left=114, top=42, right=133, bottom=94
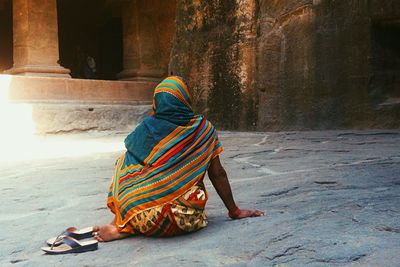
left=0, top=130, right=399, bottom=266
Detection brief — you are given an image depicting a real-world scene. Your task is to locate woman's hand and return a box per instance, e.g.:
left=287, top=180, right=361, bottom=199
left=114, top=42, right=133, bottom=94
left=229, top=207, right=265, bottom=219
left=207, top=157, right=266, bottom=220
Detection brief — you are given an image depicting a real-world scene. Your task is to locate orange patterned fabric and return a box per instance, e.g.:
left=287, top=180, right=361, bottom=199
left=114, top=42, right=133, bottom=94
left=107, top=76, right=222, bottom=233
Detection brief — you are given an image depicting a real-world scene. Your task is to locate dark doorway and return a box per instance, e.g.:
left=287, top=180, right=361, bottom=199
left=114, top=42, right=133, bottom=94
left=0, top=0, right=13, bottom=72
left=370, top=20, right=400, bottom=105
left=57, top=0, right=123, bottom=80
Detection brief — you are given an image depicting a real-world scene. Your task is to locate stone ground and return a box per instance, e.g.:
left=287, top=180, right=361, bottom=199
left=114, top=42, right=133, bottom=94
left=0, top=130, right=399, bottom=267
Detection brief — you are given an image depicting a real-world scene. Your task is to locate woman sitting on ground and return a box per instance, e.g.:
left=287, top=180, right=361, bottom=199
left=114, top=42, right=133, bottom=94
left=93, top=76, right=264, bottom=241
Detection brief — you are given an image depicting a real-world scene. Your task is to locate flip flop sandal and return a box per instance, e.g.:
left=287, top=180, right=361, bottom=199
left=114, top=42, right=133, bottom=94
left=41, top=236, right=98, bottom=254
left=46, top=226, right=94, bottom=246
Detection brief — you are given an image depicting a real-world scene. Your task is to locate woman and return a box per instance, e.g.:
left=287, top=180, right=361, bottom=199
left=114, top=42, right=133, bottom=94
left=94, top=76, right=264, bottom=241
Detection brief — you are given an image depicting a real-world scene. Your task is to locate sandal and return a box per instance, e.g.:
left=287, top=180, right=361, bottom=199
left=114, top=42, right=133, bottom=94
left=41, top=236, right=98, bottom=254
left=46, top=226, right=94, bottom=246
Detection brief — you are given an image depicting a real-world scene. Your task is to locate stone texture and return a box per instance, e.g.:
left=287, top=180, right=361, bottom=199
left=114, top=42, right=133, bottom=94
left=0, top=101, right=152, bottom=134
left=6, top=0, right=70, bottom=77
left=256, top=1, right=315, bottom=130
left=3, top=74, right=155, bottom=103
left=32, top=103, right=151, bottom=134
left=170, top=0, right=259, bottom=130
left=118, top=0, right=176, bottom=81
left=2, top=0, right=399, bottom=131
left=1, top=74, right=156, bottom=134
left=0, top=130, right=399, bottom=266
left=170, top=0, right=400, bottom=131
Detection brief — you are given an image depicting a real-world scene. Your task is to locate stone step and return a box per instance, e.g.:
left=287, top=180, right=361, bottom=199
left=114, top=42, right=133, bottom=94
left=1, top=101, right=151, bottom=134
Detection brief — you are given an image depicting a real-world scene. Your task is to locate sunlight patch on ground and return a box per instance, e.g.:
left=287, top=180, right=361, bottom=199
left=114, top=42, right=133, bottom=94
left=0, top=133, right=125, bottom=163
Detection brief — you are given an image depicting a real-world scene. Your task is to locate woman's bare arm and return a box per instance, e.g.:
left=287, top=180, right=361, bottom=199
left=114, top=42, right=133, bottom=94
left=207, top=156, right=265, bottom=219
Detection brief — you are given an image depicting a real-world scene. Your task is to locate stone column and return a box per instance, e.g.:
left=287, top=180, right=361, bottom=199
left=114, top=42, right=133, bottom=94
left=6, top=0, right=70, bottom=77
left=118, top=0, right=164, bottom=81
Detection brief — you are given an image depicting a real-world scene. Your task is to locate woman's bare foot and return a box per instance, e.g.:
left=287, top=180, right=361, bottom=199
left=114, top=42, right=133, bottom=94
left=92, top=224, right=131, bottom=242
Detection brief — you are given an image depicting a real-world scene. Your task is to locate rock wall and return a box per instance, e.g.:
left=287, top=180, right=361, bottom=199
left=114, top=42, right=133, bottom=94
left=170, top=0, right=400, bottom=131
left=256, top=0, right=315, bottom=130
left=170, top=0, right=258, bottom=130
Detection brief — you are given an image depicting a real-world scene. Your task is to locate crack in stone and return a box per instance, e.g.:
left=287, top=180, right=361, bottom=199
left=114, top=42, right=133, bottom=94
left=10, top=259, right=27, bottom=264
left=261, top=187, right=299, bottom=197
left=289, top=199, right=374, bottom=224
left=275, top=148, right=352, bottom=153
left=344, top=142, right=378, bottom=145
left=268, top=233, right=293, bottom=244
left=375, top=226, right=400, bottom=233
left=266, top=245, right=302, bottom=261
left=314, top=181, right=337, bottom=185
left=11, top=249, right=23, bottom=255
left=311, top=254, right=367, bottom=263
left=233, top=158, right=400, bottom=184
left=228, top=150, right=275, bottom=159
left=337, top=132, right=400, bottom=137
left=48, top=127, right=102, bottom=134
left=250, top=234, right=297, bottom=261
left=79, top=191, right=101, bottom=197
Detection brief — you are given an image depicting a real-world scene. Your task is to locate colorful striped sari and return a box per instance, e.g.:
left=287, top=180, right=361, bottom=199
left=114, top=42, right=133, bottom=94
left=107, top=76, right=222, bottom=236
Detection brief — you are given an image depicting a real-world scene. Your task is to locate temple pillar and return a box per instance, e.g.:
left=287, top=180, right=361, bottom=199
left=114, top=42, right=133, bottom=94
left=118, top=0, right=165, bottom=81
left=6, top=0, right=70, bottom=77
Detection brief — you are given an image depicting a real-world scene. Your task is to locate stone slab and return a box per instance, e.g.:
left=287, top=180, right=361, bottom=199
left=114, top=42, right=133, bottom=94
left=31, top=103, right=152, bottom=134
left=0, top=130, right=399, bottom=266
left=0, top=101, right=152, bottom=134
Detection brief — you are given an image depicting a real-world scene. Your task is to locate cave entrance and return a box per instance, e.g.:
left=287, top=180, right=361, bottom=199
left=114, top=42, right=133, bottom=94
left=370, top=20, right=400, bottom=107
left=57, top=0, right=123, bottom=80
left=0, top=0, right=13, bottom=73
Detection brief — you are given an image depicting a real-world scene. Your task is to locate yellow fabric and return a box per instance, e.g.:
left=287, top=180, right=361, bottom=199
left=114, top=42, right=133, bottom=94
left=119, top=184, right=208, bottom=237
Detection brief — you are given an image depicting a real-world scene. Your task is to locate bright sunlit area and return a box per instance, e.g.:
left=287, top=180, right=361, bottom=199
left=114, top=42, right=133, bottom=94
left=0, top=75, right=125, bottom=164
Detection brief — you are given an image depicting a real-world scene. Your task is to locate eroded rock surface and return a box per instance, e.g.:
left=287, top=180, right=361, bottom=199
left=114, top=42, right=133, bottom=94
left=170, top=0, right=400, bottom=130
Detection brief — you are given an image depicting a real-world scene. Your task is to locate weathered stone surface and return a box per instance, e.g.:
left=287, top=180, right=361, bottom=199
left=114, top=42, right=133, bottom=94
left=2, top=0, right=398, bottom=131
left=170, top=0, right=400, bottom=131
left=1, top=74, right=156, bottom=134
left=32, top=103, right=151, bottom=134
left=0, top=130, right=399, bottom=266
left=3, top=74, right=155, bottom=103
left=170, top=0, right=259, bottom=130
left=119, top=0, right=176, bottom=81
left=7, top=0, right=70, bottom=77
left=0, top=101, right=151, bottom=134
left=256, top=0, right=315, bottom=130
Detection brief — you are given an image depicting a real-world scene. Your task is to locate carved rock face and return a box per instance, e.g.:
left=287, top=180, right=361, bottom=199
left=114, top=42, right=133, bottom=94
left=170, top=0, right=400, bottom=131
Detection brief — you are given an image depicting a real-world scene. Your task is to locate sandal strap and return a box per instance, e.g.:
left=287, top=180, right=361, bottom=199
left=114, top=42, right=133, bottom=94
left=50, top=236, right=80, bottom=250
left=51, top=232, right=65, bottom=249
left=50, top=229, right=78, bottom=249
left=60, top=236, right=80, bottom=248
left=49, top=227, right=94, bottom=248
